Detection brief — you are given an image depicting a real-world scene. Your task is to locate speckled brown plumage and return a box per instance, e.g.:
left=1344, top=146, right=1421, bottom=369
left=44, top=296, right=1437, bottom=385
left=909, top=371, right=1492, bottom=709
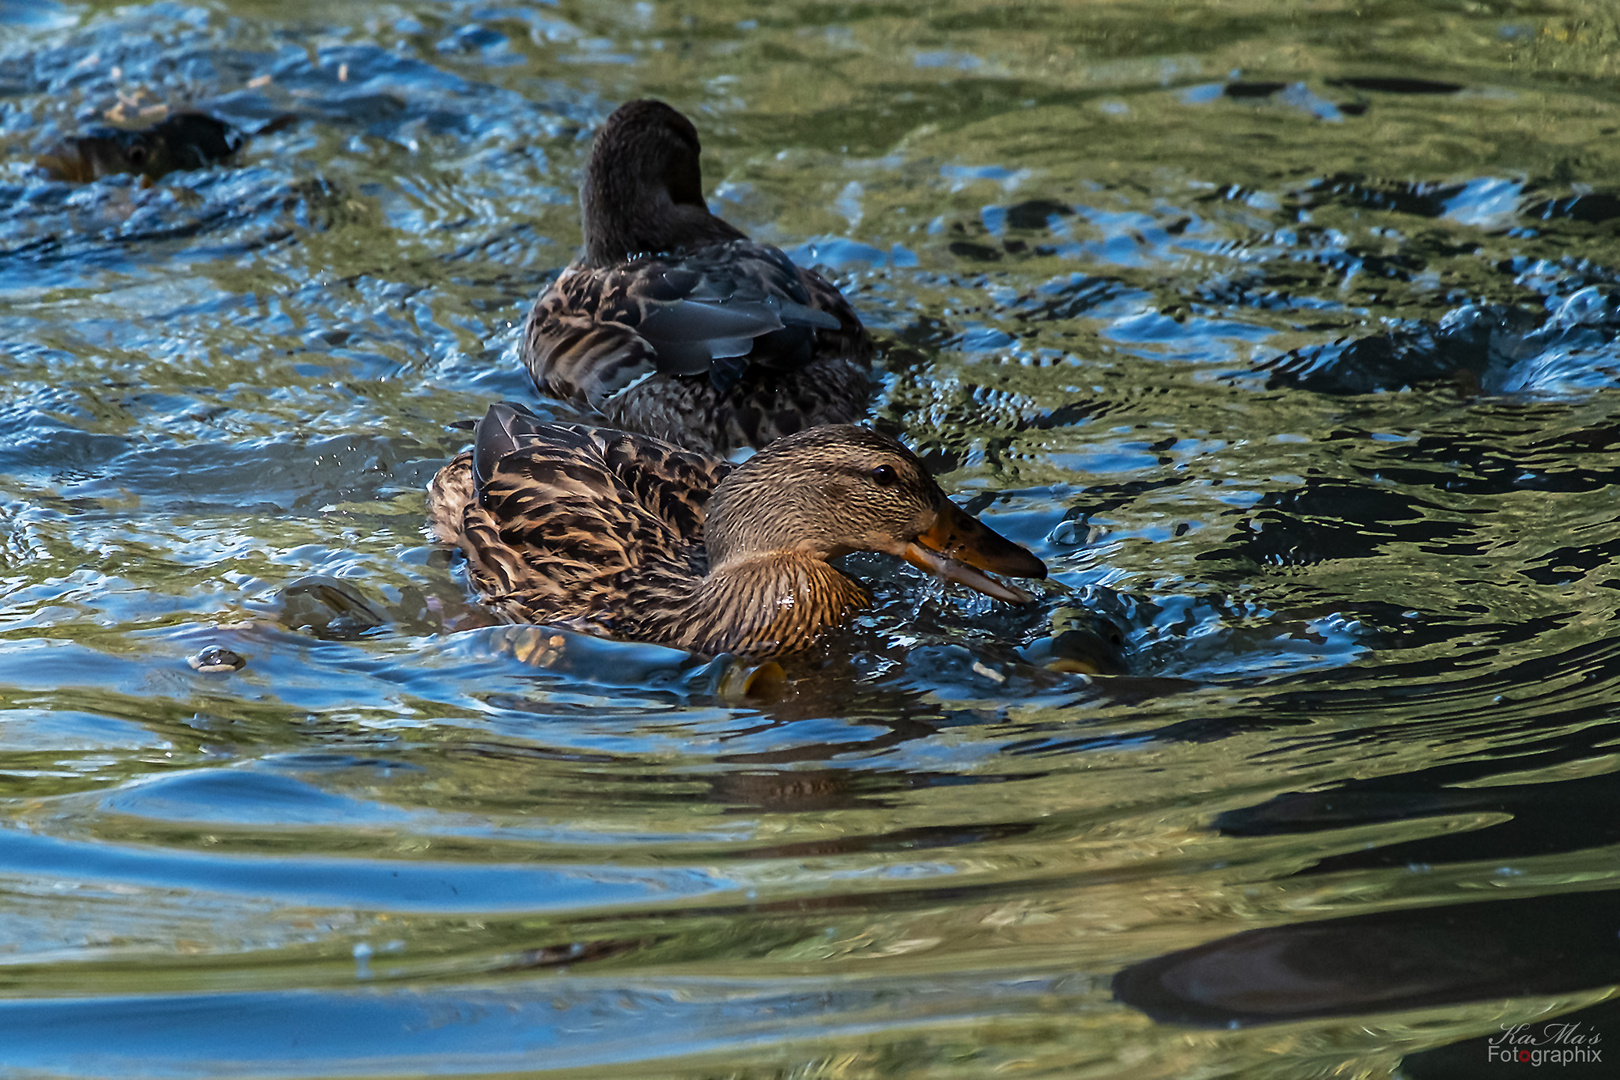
left=520, top=99, right=873, bottom=454
left=429, top=402, right=1047, bottom=659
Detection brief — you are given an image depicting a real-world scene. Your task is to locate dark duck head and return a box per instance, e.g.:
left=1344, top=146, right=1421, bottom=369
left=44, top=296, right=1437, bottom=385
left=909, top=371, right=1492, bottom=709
left=579, top=99, right=746, bottom=268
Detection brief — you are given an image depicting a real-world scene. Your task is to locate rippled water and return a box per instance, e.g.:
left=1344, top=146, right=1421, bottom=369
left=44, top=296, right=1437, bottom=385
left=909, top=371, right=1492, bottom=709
left=4, top=1, right=1620, bottom=1076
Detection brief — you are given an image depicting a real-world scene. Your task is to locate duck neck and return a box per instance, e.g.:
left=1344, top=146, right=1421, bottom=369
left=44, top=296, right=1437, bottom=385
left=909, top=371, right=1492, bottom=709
left=659, top=553, right=870, bottom=658
left=579, top=183, right=745, bottom=267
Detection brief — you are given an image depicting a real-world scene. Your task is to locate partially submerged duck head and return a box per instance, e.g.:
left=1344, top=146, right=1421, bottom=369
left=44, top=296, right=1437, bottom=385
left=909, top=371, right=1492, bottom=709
left=706, top=425, right=1047, bottom=606
left=577, top=98, right=744, bottom=268
left=38, top=110, right=243, bottom=184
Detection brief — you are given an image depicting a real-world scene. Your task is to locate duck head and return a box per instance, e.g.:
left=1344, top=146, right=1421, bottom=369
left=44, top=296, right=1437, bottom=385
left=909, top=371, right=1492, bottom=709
left=38, top=111, right=241, bottom=185
left=580, top=99, right=745, bottom=268
left=704, top=426, right=1047, bottom=603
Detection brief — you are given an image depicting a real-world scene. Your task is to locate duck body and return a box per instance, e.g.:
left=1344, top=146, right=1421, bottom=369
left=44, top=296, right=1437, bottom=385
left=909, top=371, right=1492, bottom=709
left=521, top=99, right=873, bottom=454
left=429, top=403, right=1046, bottom=659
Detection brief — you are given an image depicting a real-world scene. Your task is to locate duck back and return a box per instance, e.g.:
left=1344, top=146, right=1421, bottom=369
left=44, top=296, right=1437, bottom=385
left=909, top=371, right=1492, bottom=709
left=432, top=404, right=729, bottom=631
left=525, top=238, right=870, bottom=453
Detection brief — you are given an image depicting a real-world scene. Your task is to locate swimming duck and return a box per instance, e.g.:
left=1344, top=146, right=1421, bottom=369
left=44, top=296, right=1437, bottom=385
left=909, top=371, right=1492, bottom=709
left=521, top=99, right=873, bottom=454
left=38, top=111, right=244, bottom=185
left=429, top=402, right=1046, bottom=658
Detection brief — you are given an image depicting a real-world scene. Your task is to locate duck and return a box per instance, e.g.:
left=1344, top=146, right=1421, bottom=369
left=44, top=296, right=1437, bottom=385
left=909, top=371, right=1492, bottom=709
left=520, top=99, right=874, bottom=455
left=428, top=402, right=1046, bottom=658
left=36, top=110, right=275, bottom=185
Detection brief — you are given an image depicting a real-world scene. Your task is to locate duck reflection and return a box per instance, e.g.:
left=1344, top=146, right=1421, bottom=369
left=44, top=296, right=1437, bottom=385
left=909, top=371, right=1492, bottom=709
left=1115, top=889, right=1620, bottom=1026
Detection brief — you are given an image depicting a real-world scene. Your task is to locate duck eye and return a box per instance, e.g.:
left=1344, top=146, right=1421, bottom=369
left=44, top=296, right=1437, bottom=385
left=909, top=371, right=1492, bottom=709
left=871, top=464, right=898, bottom=486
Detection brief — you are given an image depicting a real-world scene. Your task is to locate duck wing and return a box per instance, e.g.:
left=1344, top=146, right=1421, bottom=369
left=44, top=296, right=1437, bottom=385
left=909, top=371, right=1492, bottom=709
left=526, top=240, right=866, bottom=412
left=795, top=261, right=870, bottom=368
left=439, top=403, right=731, bottom=627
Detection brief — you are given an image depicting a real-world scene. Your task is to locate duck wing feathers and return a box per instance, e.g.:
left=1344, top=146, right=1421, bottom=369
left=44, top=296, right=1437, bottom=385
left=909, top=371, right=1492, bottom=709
left=526, top=239, right=869, bottom=414
left=434, top=403, right=732, bottom=631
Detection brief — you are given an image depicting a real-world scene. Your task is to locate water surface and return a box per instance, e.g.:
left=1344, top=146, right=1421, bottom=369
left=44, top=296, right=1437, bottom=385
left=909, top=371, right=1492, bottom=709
left=2, top=1, right=1620, bottom=1076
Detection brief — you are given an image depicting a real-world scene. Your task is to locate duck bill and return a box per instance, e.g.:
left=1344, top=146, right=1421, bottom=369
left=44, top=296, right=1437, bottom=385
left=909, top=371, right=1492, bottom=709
left=35, top=147, right=92, bottom=183
left=902, top=501, right=1047, bottom=604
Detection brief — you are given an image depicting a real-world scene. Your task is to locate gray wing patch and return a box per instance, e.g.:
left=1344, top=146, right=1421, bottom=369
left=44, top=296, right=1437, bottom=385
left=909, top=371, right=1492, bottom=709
left=637, top=291, right=840, bottom=376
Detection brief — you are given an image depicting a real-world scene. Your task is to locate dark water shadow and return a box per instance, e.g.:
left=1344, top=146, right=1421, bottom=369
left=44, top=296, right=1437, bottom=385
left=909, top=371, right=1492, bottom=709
left=1114, top=888, right=1620, bottom=1026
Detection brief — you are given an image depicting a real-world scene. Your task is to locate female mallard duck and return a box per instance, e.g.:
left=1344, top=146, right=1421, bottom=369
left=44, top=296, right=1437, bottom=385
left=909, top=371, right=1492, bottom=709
left=521, top=99, right=873, bottom=454
left=429, top=402, right=1046, bottom=658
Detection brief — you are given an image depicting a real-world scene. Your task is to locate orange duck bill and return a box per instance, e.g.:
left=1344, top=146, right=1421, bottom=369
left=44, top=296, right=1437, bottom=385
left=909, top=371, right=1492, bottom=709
left=902, top=500, right=1047, bottom=604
